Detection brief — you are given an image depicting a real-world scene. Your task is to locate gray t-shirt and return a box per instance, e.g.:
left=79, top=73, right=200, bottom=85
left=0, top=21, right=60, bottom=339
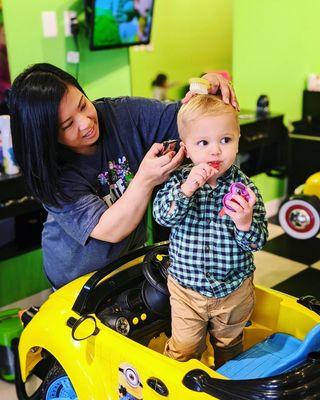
left=42, top=97, right=180, bottom=288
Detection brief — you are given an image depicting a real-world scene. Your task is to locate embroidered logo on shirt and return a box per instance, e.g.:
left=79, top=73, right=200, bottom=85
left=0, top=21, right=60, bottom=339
left=98, top=156, right=134, bottom=207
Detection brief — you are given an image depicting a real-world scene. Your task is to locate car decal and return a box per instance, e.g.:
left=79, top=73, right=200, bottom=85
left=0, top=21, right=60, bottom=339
left=118, top=363, right=142, bottom=400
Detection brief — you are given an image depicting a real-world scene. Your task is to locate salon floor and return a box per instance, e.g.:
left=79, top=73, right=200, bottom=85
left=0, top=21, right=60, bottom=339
left=1, top=220, right=320, bottom=399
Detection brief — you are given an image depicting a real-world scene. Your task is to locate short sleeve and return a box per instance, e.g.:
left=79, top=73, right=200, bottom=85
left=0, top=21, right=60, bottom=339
left=44, top=194, right=107, bottom=246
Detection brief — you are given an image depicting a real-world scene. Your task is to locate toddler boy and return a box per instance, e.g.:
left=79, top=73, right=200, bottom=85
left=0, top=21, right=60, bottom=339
left=153, top=95, right=268, bottom=368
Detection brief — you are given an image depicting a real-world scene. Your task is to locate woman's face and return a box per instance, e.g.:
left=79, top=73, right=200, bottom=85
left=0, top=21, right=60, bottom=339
left=58, top=85, right=99, bottom=154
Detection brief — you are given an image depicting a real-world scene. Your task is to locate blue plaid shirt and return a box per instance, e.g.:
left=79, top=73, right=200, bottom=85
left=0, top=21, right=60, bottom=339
left=153, top=164, right=268, bottom=298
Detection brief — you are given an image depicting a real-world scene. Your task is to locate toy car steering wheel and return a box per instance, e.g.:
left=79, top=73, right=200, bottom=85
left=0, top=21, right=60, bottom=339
left=142, top=245, right=170, bottom=296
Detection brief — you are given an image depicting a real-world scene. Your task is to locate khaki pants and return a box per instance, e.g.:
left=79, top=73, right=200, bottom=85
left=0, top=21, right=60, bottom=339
left=164, top=275, right=255, bottom=368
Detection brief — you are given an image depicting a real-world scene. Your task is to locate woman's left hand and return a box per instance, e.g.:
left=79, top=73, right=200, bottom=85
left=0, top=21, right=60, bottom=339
left=224, top=187, right=256, bottom=231
left=182, top=73, right=239, bottom=110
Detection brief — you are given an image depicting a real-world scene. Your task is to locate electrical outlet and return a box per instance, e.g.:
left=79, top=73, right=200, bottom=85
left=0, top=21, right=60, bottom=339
left=64, top=10, right=77, bottom=37
left=67, top=51, right=80, bottom=64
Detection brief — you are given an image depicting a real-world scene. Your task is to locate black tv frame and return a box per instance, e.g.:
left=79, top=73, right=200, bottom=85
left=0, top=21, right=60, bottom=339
left=84, top=0, right=155, bottom=51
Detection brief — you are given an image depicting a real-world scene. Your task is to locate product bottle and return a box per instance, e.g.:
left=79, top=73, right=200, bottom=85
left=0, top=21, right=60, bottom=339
left=0, top=115, right=20, bottom=175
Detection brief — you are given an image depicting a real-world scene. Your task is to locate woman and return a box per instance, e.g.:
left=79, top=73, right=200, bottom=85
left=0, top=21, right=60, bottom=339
left=10, top=63, right=237, bottom=288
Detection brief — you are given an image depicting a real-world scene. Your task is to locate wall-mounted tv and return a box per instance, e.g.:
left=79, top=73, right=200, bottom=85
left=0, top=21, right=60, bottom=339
left=84, top=0, right=155, bottom=51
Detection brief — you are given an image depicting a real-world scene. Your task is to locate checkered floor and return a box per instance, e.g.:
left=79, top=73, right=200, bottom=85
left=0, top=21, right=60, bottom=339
left=254, top=219, right=320, bottom=298
left=1, top=221, right=320, bottom=399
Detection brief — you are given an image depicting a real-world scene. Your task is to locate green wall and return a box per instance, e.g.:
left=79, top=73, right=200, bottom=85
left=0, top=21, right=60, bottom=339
left=3, top=0, right=233, bottom=100
left=251, top=174, right=286, bottom=203
left=130, top=0, right=233, bottom=99
left=0, top=249, right=49, bottom=307
left=233, top=0, right=320, bottom=123
left=2, top=0, right=131, bottom=99
left=231, top=0, right=320, bottom=202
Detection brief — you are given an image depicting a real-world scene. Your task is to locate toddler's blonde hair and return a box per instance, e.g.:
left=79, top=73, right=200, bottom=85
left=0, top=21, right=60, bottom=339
left=178, top=95, right=238, bottom=139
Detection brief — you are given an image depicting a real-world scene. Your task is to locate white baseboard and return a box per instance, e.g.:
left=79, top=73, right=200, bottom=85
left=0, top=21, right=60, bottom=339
left=265, top=196, right=286, bottom=218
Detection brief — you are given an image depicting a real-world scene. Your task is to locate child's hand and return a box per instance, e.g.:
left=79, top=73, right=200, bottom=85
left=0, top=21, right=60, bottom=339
left=181, top=163, right=217, bottom=197
left=223, top=187, right=256, bottom=231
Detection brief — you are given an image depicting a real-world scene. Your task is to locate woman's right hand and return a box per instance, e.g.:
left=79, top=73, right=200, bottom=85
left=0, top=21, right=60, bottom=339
left=135, top=143, right=185, bottom=188
left=182, top=73, right=239, bottom=110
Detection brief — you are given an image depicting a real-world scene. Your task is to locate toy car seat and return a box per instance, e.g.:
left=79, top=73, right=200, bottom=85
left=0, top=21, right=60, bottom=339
left=217, top=323, right=320, bottom=379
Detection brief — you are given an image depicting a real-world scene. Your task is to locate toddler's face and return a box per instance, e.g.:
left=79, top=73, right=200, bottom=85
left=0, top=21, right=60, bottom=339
left=181, top=113, right=240, bottom=179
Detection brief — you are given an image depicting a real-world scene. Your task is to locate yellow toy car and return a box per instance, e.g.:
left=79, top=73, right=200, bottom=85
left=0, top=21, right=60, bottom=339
left=14, top=243, right=320, bottom=400
left=279, top=171, right=320, bottom=239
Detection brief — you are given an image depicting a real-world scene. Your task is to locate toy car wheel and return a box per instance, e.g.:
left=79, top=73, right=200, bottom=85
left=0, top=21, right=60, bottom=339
left=42, top=361, right=77, bottom=400
left=278, top=196, right=320, bottom=239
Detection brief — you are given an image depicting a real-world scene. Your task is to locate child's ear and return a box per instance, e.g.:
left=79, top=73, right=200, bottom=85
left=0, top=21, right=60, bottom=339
left=180, top=141, right=189, bottom=158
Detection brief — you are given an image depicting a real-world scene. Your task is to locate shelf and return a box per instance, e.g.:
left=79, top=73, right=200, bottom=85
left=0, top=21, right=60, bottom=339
left=239, top=109, right=283, bottom=125
left=0, top=198, right=42, bottom=219
left=0, top=172, right=43, bottom=220
left=289, top=133, right=320, bottom=142
left=0, top=172, right=22, bottom=182
left=0, top=173, right=30, bottom=203
left=0, top=207, right=46, bottom=262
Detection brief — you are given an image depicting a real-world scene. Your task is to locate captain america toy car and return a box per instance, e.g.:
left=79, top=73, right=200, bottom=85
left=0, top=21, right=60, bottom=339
left=279, top=172, right=320, bottom=239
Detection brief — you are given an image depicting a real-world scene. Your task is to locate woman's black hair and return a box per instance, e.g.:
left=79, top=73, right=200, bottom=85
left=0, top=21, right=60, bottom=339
left=9, top=63, right=86, bottom=207
left=151, top=73, right=167, bottom=87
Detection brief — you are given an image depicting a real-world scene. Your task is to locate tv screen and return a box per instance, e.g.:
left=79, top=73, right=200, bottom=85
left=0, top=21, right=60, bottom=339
left=85, top=0, right=155, bottom=50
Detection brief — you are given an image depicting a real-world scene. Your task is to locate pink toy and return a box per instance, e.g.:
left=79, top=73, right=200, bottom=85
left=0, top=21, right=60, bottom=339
left=219, top=182, right=250, bottom=217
